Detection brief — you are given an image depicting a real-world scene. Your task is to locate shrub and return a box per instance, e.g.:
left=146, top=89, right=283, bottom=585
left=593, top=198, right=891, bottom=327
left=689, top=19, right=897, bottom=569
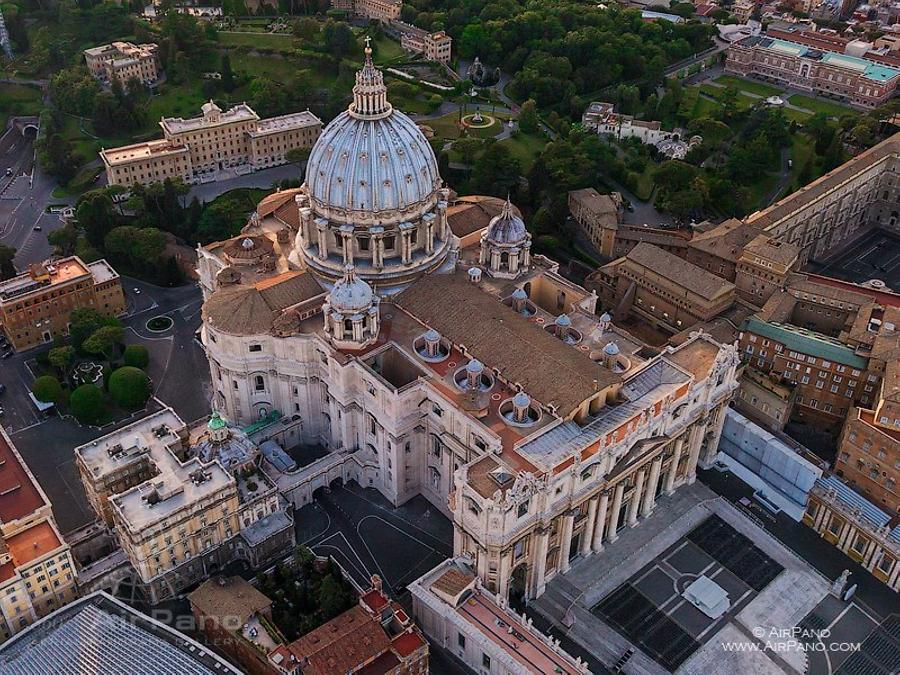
left=32, top=375, right=64, bottom=404
left=108, top=366, right=151, bottom=409
left=69, top=384, right=106, bottom=424
left=123, top=344, right=150, bottom=369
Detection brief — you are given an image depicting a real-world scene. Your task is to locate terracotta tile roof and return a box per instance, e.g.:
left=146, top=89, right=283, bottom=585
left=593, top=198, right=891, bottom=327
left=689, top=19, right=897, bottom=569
left=391, top=630, right=426, bottom=658
left=202, top=271, right=323, bottom=335
left=689, top=218, right=762, bottom=263
left=446, top=196, right=516, bottom=238
left=272, top=200, right=301, bottom=230
left=255, top=188, right=303, bottom=219
left=668, top=338, right=721, bottom=380
left=285, top=606, right=391, bottom=675
left=569, top=187, right=620, bottom=214
left=395, top=274, right=620, bottom=416
left=748, top=134, right=900, bottom=231
left=188, top=576, right=272, bottom=625
left=0, top=429, right=46, bottom=524
left=742, top=234, right=800, bottom=265
left=357, top=650, right=400, bottom=675
left=431, top=568, right=475, bottom=597
left=360, top=588, right=389, bottom=613
left=626, top=242, right=735, bottom=301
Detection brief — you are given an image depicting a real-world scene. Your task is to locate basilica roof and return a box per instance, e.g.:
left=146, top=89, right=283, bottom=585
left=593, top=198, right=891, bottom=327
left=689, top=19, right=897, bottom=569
left=203, top=271, right=323, bottom=335
left=395, top=274, right=620, bottom=417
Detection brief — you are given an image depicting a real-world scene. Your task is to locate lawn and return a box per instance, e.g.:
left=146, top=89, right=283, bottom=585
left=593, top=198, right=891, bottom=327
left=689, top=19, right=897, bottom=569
left=787, top=94, right=856, bottom=119
left=0, top=83, right=43, bottom=130
left=372, top=35, right=405, bottom=64
left=148, top=83, right=208, bottom=122
left=713, top=75, right=783, bottom=98
left=498, top=131, right=547, bottom=173
left=218, top=31, right=296, bottom=50
left=787, top=132, right=816, bottom=188
left=428, top=111, right=512, bottom=141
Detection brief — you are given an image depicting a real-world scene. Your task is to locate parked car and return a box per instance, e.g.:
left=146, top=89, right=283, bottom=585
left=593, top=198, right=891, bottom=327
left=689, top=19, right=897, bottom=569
left=0, top=383, right=6, bottom=396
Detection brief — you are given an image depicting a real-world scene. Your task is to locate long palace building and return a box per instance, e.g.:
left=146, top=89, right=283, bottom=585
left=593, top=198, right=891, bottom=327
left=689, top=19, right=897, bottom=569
left=195, top=44, right=742, bottom=605
left=101, top=101, right=322, bottom=188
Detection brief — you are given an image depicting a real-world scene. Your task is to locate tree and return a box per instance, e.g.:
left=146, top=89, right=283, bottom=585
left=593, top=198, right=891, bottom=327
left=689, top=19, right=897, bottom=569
left=48, top=225, right=78, bottom=256
left=453, top=137, right=484, bottom=165
left=470, top=142, right=521, bottom=197
left=316, top=574, right=351, bottom=619
left=70, top=308, right=119, bottom=351
left=322, top=20, right=355, bottom=58
left=293, top=16, right=319, bottom=40
left=32, top=376, right=64, bottom=404
left=221, top=53, right=235, bottom=92
left=123, top=344, right=150, bottom=369
left=518, top=99, right=540, bottom=134
left=108, top=367, right=151, bottom=409
left=0, top=244, right=16, bottom=280
left=82, top=325, right=125, bottom=360
left=76, top=190, right=119, bottom=248
left=48, top=346, right=76, bottom=374
left=69, top=384, right=106, bottom=424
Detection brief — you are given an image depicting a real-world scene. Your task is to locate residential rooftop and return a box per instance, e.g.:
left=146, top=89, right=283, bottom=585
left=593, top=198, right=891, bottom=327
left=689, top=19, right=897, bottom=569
left=743, top=316, right=869, bottom=368
left=161, top=102, right=259, bottom=135
left=0, top=427, right=48, bottom=524
left=0, top=257, right=92, bottom=302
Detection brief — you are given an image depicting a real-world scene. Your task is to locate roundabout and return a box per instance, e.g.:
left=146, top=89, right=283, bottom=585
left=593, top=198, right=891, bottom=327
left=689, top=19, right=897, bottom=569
left=145, top=315, right=174, bottom=333
left=461, top=111, right=497, bottom=130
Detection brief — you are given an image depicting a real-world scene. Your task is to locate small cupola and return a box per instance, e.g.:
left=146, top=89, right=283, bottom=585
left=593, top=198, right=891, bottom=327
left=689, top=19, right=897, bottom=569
left=323, top=265, right=380, bottom=349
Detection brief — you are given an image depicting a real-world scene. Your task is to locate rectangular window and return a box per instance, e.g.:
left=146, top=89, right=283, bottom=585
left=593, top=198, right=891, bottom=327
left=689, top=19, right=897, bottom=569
left=249, top=344, right=262, bottom=352
left=458, top=633, right=466, bottom=649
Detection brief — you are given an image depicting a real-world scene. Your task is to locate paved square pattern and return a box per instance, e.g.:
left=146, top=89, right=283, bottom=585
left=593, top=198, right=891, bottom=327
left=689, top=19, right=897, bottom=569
left=799, top=595, right=900, bottom=675
left=593, top=515, right=784, bottom=671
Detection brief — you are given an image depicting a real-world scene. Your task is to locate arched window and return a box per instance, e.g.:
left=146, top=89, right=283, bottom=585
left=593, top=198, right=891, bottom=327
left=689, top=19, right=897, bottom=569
left=430, top=434, right=442, bottom=458
left=429, top=466, right=441, bottom=489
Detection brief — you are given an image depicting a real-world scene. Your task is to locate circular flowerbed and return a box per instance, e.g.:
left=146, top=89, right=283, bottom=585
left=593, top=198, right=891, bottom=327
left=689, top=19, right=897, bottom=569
left=146, top=316, right=174, bottom=332
left=461, top=113, right=496, bottom=130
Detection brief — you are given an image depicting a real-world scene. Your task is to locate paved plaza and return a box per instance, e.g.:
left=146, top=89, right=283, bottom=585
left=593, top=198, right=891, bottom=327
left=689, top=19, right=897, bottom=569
left=813, top=230, right=900, bottom=290
left=532, top=482, right=831, bottom=675
left=295, top=481, right=453, bottom=596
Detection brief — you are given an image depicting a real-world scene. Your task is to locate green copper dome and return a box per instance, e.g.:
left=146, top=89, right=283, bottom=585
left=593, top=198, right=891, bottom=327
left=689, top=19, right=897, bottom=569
left=208, top=411, right=227, bottom=431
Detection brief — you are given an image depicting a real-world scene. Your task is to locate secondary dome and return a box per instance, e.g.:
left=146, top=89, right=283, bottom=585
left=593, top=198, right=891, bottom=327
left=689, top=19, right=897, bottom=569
left=485, top=197, right=528, bottom=245
left=329, top=265, right=374, bottom=313
left=305, top=44, right=441, bottom=222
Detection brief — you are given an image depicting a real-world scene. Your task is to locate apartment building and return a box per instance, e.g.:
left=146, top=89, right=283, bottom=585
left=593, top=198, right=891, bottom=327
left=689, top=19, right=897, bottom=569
left=0, top=257, right=125, bottom=351
left=739, top=274, right=899, bottom=429
left=83, top=42, right=160, bottom=86
left=333, top=0, right=401, bottom=21
left=75, top=408, right=294, bottom=603
left=102, top=101, right=322, bottom=188
left=0, top=427, right=78, bottom=641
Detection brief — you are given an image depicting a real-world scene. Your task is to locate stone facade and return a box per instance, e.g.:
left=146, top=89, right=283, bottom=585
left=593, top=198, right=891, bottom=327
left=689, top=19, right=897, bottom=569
left=0, top=427, right=79, bottom=641
left=746, top=133, right=900, bottom=265
left=75, top=409, right=294, bottom=604
left=102, top=102, right=322, bottom=188
left=803, top=476, right=900, bottom=591
left=725, top=30, right=900, bottom=108
left=568, top=188, right=621, bottom=258
left=83, top=42, right=160, bottom=86
left=195, top=53, right=743, bottom=606
left=0, top=257, right=125, bottom=351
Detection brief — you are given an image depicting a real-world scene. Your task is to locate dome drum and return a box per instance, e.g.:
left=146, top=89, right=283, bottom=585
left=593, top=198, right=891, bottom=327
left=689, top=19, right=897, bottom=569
left=323, top=266, right=380, bottom=349
left=479, top=198, right=531, bottom=279
left=499, top=393, right=541, bottom=427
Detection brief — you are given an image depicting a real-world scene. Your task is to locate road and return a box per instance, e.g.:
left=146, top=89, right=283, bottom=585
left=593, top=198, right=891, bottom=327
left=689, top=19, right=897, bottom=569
left=0, top=279, right=210, bottom=533
left=0, top=126, right=73, bottom=271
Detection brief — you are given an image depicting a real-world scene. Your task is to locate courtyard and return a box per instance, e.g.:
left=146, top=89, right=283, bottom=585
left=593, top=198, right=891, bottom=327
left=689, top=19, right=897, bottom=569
left=812, top=229, right=900, bottom=291
left=594, top=515, right=784, bottom=671
left=294, top=481, right=453, bottom=595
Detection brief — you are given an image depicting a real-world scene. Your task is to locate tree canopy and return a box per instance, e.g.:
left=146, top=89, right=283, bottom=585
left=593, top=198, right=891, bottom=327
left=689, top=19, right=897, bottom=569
left=108, top=367, right=151, bottom=409
left=33, top=376, right=65, bottom=404
left=69, top=384, right=106, bottom=424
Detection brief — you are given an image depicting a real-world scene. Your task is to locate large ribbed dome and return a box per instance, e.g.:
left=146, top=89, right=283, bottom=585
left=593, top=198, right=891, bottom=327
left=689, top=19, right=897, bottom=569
left=305, top=44, right=441, bottom=222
